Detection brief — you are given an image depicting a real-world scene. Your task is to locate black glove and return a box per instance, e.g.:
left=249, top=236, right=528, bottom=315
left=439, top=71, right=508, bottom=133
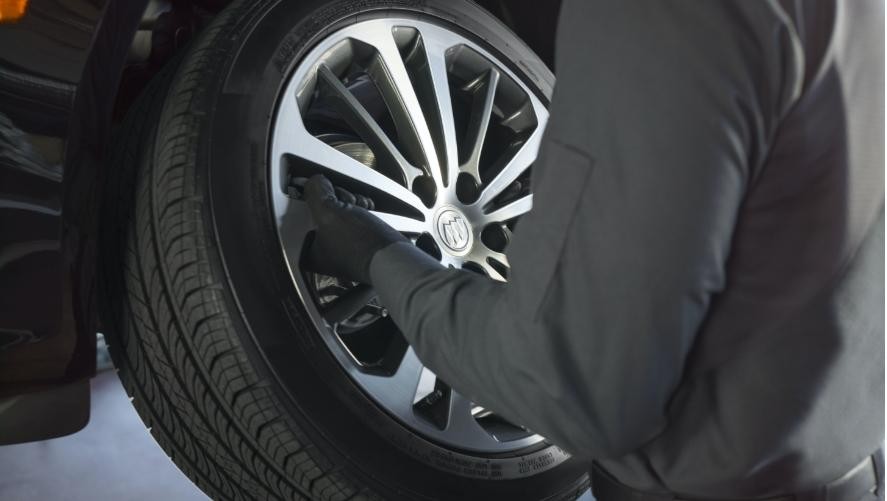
left=303, top=174, right=408, bottom=284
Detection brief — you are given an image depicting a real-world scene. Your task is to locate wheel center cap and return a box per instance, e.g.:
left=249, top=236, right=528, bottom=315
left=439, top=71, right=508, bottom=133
left=434, top=207, right=473, bottom=254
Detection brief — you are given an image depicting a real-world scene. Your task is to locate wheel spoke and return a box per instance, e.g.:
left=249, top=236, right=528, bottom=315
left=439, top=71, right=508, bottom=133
left=486, top=248, right=510, bottom=268
left=369, top=211, right=428, bottom=234
left=475, top=118, right=547, bottom=208
left=483, top=194, right=532, bottom=224
left=351, top=26, right=446, bottom=189
left=445, top=392, right=498, bottom=445
left=387, top=346, right=426, bottom=401
left=355, top=346, right=426, bottom=419
left=273, top=98, right=427, bottom=215
left=316, top=65, right=423, bottom=187
left=412, top=365, right=438, bottom=404
left=322, top=284, right=377, bottom=325
left=421, top=32, right=460, bottom=187
left=481, top=260, right=507, bottom=282
left=460, top=69, right=500, bottom=184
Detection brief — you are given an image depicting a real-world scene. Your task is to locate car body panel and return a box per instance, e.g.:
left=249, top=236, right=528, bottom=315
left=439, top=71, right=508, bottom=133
left=0, top=379, right=89, bottom=445
left=0, top=0, right=148, bottom=439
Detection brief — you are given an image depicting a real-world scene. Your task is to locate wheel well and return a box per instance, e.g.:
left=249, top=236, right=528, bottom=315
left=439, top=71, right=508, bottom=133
left=112, top=0, right=560, bottom=122
left=475, top=0, right=561, bottom=69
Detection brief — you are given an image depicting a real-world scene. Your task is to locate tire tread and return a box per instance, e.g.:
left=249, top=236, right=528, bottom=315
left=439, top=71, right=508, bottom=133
left=100, top=3, right=368, bottom=499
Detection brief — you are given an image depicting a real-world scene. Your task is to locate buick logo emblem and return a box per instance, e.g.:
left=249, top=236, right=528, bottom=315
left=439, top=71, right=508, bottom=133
left=436, top=209, right=472, bottom=253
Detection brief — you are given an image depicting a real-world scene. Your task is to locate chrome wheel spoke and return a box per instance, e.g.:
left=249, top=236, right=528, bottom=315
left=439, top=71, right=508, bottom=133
left=275, top=110, right=427, bottom=213
left=483, top=194, right=533, bottom=224
left=388, top=347, right=426, bottom=398
left=356, top=346, right=425, bottom=416
left=476, top=120, right=547, bottom=208
left=421, top=32, right=461, bottom=187
left=445, top=392, right=498, bottom=445
left=481, top=260, right=507, bottom=282
left=460, top=69, right=500, bottom=183
left=316, top=64, right=423, bottom=187
left=369, top=211, right=427, bottom=234
left=468, top=241, right=510, bottom=282
left=351, top=28, right=445, bottom=189
left=485, top=248, right=510, bottom=268
left=412, top=365, right=438, bottom=404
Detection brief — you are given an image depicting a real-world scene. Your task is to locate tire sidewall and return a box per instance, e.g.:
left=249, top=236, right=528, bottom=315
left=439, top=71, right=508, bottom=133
left=201, top=0, right=585, bottom=498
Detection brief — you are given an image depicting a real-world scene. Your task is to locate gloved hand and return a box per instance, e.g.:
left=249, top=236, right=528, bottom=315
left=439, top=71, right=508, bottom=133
left=303, top=174, right=408, bottom=284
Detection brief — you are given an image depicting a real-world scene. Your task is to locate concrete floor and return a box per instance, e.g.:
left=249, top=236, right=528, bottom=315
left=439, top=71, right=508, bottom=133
left=0, top=368, right=593, bottom=501
left=0, top=370, right=208, bottom=501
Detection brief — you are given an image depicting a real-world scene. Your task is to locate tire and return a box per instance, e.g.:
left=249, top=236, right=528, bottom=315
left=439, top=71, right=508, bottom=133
left=100, top=1, right=589, bottom=499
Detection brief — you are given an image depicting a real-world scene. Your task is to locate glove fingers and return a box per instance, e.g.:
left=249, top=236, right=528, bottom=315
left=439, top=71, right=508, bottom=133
left=304, top=175, right=338, bottom=215
left=336, top=187, right=374, bottom=211
left=335, top=187, right=357, bottom=205
left=355, top=194, right=373, bottom=210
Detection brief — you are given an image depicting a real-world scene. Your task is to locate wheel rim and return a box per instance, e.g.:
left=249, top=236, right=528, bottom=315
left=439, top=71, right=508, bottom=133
left=269, top=16, right=556, bottom=458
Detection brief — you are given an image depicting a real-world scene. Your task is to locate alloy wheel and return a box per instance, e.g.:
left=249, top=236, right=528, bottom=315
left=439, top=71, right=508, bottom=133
left=269, top=17, right=559, bottom=463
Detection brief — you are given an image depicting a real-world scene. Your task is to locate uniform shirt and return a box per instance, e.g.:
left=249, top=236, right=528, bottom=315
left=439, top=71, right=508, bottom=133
left=369, top=0, right=884, bottom=496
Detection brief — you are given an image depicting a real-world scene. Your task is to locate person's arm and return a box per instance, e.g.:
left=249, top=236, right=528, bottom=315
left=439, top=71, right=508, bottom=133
left=369, top=0, right=802, bottom=460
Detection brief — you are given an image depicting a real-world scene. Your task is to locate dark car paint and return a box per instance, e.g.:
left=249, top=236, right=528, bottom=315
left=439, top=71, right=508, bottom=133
left=1, top=0, right=149, bottom=402
left=0, top=0, right=148, bottom=445
left=0, top=0, right=558, bottom=441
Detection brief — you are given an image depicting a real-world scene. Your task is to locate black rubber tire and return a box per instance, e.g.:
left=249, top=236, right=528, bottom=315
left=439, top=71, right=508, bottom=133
left=100, top=1, right=588, bottom=500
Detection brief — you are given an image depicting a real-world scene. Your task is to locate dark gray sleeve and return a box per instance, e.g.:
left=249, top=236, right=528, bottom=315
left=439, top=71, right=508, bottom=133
left=370, top=0, right=801, bottom=460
